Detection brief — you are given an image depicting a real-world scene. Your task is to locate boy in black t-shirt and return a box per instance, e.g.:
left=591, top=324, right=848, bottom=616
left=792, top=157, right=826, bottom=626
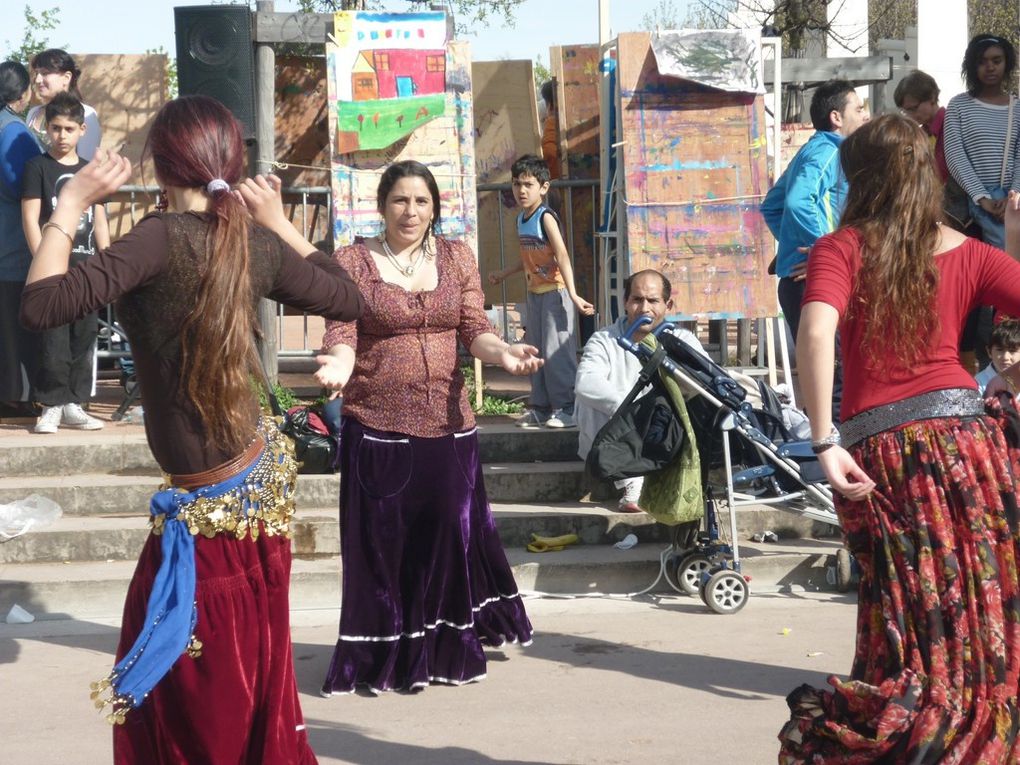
left=21, top=92, right=110, bottom=433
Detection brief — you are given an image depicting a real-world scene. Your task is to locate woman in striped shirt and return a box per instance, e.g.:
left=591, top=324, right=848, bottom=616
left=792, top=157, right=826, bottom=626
left=944, top=34, right=1020, bottom=249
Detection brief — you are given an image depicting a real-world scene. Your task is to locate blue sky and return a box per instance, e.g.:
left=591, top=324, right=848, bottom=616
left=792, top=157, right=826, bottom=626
left=0, top=0, right=693, bottom=65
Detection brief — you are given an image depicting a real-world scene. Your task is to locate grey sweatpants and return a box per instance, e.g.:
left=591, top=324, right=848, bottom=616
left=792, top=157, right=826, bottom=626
left=524, top=288, right=577, bottom=412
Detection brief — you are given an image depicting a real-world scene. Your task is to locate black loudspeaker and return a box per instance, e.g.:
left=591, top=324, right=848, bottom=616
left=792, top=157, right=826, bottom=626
left=174, top=5, right=256, bottom=140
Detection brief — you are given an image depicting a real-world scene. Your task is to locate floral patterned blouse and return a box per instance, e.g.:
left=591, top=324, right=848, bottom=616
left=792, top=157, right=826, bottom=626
left=322, top=237, right=494, bottom=438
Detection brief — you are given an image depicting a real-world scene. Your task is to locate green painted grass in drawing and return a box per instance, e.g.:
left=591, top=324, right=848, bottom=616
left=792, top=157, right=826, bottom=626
left=338, top=94, right=447, bottom=150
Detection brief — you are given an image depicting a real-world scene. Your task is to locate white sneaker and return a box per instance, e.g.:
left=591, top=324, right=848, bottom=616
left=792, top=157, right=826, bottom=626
left=545, top=409, right=576, bottom=428
left=33, top=405, right=63, bottom=434
left=615, top=477, right=644, bottom=513
left=62, top=403, right=104, bottom=430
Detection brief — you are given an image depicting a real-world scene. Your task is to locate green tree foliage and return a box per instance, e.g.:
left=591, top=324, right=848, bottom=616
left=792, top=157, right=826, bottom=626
left=145, top=46, right=179, bottom=100
left=533, top=54, right=551, bottom=91
left=3, top=4, right=62, bottom=63
left=641, top=0, right=687, bottom=30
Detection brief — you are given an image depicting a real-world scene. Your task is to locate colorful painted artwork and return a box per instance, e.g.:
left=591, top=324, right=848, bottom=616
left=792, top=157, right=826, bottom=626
left=331, top=11, right=449, bottom=152
left=327, top=15, right=476, bottom=254
left=617, top=32, right=775, bottom=319
left=651, top=29, right=764, bottom=95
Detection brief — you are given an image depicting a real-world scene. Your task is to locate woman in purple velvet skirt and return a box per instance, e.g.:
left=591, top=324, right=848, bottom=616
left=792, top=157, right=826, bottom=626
left=316, top=160, right=541, bottom=695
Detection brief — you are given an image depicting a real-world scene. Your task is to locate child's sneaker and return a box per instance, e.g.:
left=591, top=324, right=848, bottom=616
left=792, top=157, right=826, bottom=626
left=33, top=405, right=63, bottom=434
left=545, top=409, right=576, bottom=428
left=516, top=409, right=548, bottom=429
left=62, top=403, right=104, bottom=430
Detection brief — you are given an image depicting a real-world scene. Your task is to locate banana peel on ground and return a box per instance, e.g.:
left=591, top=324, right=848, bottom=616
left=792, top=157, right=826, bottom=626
left=526, top=532, right=579, bottom=553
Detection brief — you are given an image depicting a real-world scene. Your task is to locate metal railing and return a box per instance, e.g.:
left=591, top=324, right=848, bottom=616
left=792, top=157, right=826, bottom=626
left=477, top=178, right=601, bottom=342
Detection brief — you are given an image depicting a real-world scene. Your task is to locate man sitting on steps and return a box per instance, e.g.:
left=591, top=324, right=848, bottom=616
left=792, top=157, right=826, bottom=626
left=574, top=270, right=705, bottom=513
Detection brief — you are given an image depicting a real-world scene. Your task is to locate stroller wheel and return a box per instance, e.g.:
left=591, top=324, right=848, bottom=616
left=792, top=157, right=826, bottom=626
left=835, top=548, right=853, bottom=593
left=673, top=554, right=712, bottom=596
left=703, top=570, right=749, bottom=614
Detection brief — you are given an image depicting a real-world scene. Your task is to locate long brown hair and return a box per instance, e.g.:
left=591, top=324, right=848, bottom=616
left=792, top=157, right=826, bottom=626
left=839, top=113, right=943, bottom=370
left=146, top=96, right=257, bottom=452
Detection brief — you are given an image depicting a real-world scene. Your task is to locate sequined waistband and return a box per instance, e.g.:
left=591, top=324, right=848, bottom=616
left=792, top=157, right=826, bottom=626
left=839, top=388, right=986, bottom=448
left=152, top=421, right=298, bottom=541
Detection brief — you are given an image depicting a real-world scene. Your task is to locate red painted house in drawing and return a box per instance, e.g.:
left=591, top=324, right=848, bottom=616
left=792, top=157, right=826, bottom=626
left=350, top=48, right=446, bottom=101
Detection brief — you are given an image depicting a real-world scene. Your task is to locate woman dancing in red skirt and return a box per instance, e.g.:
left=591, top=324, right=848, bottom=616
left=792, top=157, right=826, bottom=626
left=780, top=113, right=1020, bottom=762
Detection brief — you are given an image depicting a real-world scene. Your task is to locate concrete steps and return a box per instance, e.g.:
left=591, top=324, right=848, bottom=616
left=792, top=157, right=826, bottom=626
left=0, top=423, right=582, bottom=477
left=0, top=420, right=847, bottom=621
left=0, top=538, right=845, bottom=621
left=0, top=500, right=833, bottom=565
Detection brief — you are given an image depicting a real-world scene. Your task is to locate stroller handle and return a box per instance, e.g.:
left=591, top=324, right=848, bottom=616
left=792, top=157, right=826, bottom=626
left=617, top=317, right=676, bottom=353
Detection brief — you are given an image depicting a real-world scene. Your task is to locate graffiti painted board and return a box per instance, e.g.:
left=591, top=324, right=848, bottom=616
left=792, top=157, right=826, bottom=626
left=327, top=12, right=476, bottom=253
left=616, top=32, right=775, bottom=319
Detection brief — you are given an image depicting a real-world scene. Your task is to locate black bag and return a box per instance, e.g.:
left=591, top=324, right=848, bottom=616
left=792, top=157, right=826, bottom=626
left=279, top=405, right=338, bottom=474
left=586, top=346, right=685, bottom=482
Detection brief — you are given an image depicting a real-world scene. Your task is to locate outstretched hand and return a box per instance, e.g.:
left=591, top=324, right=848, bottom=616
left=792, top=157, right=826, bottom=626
left=57, top=148, right=132, bottom=211
left=817, top=445, right=875, bottom=502
left=500, top=343, right=543, bottom=376
left=314, top=353, right=351, bottom=392
left=236, top=174, right=288, bottom=231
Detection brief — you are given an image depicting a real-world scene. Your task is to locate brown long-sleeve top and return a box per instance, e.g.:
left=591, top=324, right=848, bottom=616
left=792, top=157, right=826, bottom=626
left=20, top=212, right=363, bottom=474
left=321, top=237, right=493, bottom=438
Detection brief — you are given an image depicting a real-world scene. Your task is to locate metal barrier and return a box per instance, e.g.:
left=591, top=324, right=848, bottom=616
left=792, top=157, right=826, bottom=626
left=476, top=178, right=601, bottom=342
left=96, top=181, right=606, bottom=362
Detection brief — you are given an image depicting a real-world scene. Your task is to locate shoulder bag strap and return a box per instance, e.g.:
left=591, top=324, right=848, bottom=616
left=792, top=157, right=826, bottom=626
left=1002, top=94, right=1015, bottom=189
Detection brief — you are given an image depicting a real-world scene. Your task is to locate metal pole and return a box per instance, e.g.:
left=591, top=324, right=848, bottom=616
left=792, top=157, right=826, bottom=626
left=597, top=0, right=612, bottom=320
left=255, top=0, right=279, bottom=384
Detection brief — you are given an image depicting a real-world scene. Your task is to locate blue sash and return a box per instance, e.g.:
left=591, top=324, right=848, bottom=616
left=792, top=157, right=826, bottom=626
left=92, top=447, right=263, bottom=722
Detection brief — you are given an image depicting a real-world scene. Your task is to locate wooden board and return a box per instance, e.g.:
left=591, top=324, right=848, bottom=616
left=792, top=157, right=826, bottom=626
left=472, top=59, right=540, bottom=306
left=73, top=54, right=167, bottom=238
left=551, top=44, right=601, bottom=311
left=615, top=32, right=775, bottom=319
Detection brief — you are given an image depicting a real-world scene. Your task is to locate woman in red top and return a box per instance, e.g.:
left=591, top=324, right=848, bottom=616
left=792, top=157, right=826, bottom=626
left=779, top=114, right=1020, bottom=762
left=316, top=160, right=542, bottom=695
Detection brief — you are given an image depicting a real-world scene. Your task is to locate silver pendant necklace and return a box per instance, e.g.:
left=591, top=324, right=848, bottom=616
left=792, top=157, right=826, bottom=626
left=380, top=237, right=427, bottom=277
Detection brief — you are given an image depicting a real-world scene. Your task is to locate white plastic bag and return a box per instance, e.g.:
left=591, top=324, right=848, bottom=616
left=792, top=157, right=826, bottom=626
left=0, top=494, right=63, bottom=541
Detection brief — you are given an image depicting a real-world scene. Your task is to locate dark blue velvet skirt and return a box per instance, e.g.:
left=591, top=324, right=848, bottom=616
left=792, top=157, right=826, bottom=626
left=321, top=417, right=533, bottom=695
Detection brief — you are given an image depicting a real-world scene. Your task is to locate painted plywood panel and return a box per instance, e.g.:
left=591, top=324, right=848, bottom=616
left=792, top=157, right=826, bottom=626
left=616, top=32, right=775, bottom=319
left=552, top=45, right=600, bottom=310
left=74, top=54, right=167, bottom=238
left=327, top=14, right=476, bottom=254
left=472, top=59, right=540, bottom=306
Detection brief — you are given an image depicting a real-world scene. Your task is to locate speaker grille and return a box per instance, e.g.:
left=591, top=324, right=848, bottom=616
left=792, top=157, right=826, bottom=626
left=174, top=5, right=256, bottom=140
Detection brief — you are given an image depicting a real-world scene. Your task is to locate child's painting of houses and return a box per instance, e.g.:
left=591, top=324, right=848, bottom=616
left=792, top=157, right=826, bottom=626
left=331, top=11, right=449, bottom=152
left=326, top=11, right=477, bottom=251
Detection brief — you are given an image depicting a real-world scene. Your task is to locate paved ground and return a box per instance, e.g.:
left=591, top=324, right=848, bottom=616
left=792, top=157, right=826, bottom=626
left=1, top=590, right=856, bottom=764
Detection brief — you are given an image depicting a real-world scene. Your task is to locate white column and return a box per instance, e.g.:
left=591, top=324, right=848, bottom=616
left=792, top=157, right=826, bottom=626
left=917, top=0, right=968, bottom=100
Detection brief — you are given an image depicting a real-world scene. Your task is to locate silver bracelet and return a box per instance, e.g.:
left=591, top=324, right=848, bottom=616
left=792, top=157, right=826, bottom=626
left=41, top=220, right=74, bottom=245
left=810, top=425, right=841, bottom=454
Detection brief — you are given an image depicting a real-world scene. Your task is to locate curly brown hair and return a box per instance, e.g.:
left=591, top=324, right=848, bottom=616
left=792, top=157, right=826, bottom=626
left=839, top=113, right=943, bottom=371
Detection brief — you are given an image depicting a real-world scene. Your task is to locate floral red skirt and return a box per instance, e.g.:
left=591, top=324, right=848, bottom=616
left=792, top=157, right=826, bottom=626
left=779, top=406, right=1020, bottom=763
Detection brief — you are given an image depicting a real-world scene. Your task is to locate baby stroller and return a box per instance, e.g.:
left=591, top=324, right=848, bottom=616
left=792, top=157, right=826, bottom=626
left=615, top=317, right=844, bottom=614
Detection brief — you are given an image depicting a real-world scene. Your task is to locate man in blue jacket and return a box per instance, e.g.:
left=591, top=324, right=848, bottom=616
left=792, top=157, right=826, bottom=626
left=761, top=79, right=868, bottom=420
left=761, top=79, right=868, bottom=341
